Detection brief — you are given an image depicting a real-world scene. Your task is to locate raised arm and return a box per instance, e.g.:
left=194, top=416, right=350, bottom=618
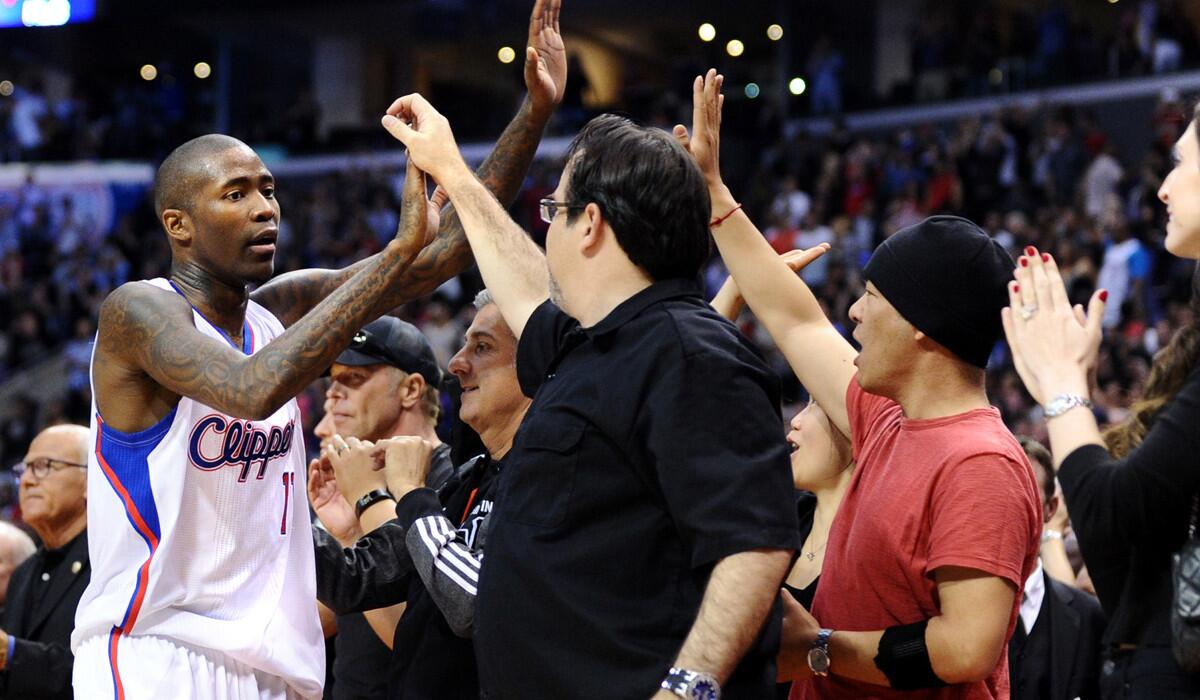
left=251, top=0, right=565, bottom=327
left=676, top=70, right=856, bottom=436
left=95, top=161, right=436, bottom=427
left=383, top=93, right=550, bottom=339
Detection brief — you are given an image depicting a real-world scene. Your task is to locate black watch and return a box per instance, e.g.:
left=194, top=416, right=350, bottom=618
left=354, top=489, right=394, bottom=517
left=661, top=667, right=721, bottom=699
left=807, top=628, right=834, bottom=676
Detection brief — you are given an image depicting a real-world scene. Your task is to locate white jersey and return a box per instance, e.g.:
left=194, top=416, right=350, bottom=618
left=72, top=278, right=324, bottom=699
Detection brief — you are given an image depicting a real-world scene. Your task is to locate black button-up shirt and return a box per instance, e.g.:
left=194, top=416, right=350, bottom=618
left=474, top=279, right=800, bottom=699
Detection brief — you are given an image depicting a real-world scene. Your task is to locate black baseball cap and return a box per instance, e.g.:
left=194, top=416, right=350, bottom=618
left=334, top=317, right=442, bottom=387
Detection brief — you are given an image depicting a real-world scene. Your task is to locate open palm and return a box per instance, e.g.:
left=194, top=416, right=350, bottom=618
left=526, top=0, right=566, bottom=111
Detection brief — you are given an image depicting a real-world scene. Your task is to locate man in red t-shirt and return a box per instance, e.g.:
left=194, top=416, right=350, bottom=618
left=684, top=70, right=1040, bottom=699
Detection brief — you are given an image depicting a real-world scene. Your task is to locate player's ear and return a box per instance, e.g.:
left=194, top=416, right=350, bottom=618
left=163, top=208, right=193, bottom=246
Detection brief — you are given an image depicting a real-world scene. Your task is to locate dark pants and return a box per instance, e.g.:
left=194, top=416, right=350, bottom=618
left=1100, top=648, right=1200, bottom=699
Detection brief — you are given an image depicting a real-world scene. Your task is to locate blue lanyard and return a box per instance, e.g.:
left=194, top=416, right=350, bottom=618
left=167, top=280, right=252, bottom=355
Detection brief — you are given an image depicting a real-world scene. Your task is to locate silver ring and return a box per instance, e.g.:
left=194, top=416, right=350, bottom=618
left=1019, top=304, right=1038, bottom=321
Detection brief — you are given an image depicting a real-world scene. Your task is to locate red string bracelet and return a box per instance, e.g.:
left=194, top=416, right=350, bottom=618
left=710, top=203, right=743, bottom=228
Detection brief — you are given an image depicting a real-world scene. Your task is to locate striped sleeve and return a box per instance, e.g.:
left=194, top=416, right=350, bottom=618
left=404, top=512, right=485, bottom=637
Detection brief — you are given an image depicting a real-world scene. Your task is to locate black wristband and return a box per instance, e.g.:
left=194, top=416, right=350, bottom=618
left=874, top=620, right=946, bottom=690
left=354, top=489, right=394, bottom=518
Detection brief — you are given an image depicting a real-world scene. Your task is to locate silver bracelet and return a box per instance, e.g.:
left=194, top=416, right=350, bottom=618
left=1043, top=394, right=1093, bottom=419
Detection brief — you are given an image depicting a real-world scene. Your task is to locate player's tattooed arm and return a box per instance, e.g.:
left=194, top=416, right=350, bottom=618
left=252, top=98, right=551, bottom=328
left=253, top=0, right=565, bottom=326
left=98, top=163, right=437, bottom=423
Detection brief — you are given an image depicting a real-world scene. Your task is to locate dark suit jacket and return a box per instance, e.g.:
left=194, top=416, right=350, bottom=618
left=1013, top=571, right=1106, bottom=700
left=0, top=530, right=90, bottom=700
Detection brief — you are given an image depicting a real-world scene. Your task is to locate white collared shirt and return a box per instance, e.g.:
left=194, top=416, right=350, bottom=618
left=1020, top=558, right=1046, bottom=633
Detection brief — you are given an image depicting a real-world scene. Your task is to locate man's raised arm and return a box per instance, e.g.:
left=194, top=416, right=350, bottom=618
left=675, top=69, right=857, bottom=437
left=382, top=91, right=550, bottom=339
left=251, top=0, right=565, bottom=328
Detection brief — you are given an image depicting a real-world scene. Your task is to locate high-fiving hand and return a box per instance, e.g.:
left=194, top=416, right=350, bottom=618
left=526, top=0, right=566, bottom=114
left=382, top=94, right=468, bottom=189
left=394, top=156, right=440, bottom=258
left=672, top=69, right=725, bottom=188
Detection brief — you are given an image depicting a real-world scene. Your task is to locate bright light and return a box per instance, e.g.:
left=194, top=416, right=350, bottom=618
left=698, top=23, right=716, bottom=42
left=767, top=24, right=784, bottom=41
left=140, top=64, right=158, bottom=81
left=193, top=62, right=212, bottom=79
left=788, top=77, right=806, bottom=95
left=21, top=0, right=71, bottom=27
left=1107, top=0, right=1119, bottom=4
left=498, top=46, right=516, bottom=64
left=744, top=83, right=760, bottom=99
left=726, top=39, right=744, bottom=57
left=0, top=81, right=12, bottom=97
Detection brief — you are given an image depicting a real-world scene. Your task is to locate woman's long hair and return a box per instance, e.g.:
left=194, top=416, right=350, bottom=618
left=1104, top=263, right=1200, bottom=457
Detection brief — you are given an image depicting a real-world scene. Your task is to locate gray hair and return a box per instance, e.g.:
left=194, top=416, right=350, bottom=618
left=472, top=289, right=494, bottom=311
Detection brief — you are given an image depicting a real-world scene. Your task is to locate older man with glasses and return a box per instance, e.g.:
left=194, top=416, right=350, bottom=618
left=2, top=423, right=90, bottom=700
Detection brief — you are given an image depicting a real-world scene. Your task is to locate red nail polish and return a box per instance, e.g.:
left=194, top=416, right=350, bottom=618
left=1014, top=284, right=1020, bottom=293
left=1041, top=253, right=1050, bottom=262
left=1099, top=290, right=1108, bottom=302
left=1020, top=258, right=1029, bottom=267
left=1025, top=246, right=1036, bottom=256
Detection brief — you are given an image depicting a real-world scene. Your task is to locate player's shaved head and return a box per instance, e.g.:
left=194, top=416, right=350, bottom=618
left=154, top=134, right=255, bottom=218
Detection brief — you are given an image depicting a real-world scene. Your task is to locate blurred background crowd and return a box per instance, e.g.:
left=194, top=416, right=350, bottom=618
left=3, top=0, right=1200, bottom=525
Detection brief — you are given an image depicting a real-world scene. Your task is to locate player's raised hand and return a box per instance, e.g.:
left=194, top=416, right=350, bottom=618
left=380, top=436, right=434, bottom=499
left=672, top=69, right=725, bottom=188
left=382, top=94, right=468, bottom=186
left=394, top=157, right=439, bottom=258
left=526, top=0, right=566, bottom=114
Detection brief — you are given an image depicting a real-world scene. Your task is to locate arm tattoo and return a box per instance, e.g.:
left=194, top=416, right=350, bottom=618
left=254, top=99, right=548, bottom=326
left=103, top=242, right=426, bottom=421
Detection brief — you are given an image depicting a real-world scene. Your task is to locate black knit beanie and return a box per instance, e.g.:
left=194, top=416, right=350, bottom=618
left=862, top=215, right=1014, bottom=369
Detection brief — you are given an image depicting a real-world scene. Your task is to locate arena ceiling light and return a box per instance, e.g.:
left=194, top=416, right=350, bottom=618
left=0, top=81, right=12, bottom=97
left=767, top=24, right=783, bottom=41
left=194, top=62, right=212, bottom=79
left=498, top=46, right=516, bottom=64
left=726, top=39, right=744, bottom=57
left=789, top=77, right=806, bottom=95
left=698, top=23, right=716, bottom=42
left=140, top=64, right=158, bottom=81
left=744, top=83, right=760, bottom=99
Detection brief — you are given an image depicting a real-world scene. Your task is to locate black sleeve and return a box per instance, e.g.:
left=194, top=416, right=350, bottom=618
left=516, top=300, right=578, bottom=398
left=3, top=638, right=74, bottom=700
left=638, top=348, right=801, bottom=568
left=312, top=523, right=414, bottom=614
left=1058, top=368, right=1200, bottom=606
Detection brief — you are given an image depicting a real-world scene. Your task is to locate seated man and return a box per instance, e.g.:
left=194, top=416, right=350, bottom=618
left=2, top=424, right=91, bottom=700
left=313, top=291, right=531, bottom=699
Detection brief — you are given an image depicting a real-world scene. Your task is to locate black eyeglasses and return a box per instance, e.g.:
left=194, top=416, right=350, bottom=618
left=14, top=457, right=87, bottom=480
left=539, top=198, right=583, bottom=224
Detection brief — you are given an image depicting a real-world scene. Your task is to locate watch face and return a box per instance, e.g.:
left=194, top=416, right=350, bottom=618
left=690, top=680, right=719, bottom=700
left=808, top=647, right=831, bottom=675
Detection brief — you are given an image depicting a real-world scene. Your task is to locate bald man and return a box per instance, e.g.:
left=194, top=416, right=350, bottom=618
left=0, top=424, right=90, bottom=700
left=70, top=25, right=564, bottom=698
left=0, top=523, right=35, bottom=613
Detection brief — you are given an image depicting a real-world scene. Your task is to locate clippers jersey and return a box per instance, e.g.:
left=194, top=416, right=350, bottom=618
left=72, top=278, right=324, bottom=699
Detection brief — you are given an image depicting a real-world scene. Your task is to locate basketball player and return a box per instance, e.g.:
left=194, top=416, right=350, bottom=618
left=68, top=4, right=565, bottom=694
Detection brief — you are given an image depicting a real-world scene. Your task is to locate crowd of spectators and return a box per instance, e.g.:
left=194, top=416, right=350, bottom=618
left=1, top=84, right=1197, bottom=537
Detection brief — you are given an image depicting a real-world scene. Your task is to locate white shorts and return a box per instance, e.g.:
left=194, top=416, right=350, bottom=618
left=73, top=633, right=308, bottom=700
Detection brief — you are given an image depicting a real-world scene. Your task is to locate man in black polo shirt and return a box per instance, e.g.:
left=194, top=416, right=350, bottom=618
left=383, top=94, right=800, bottom=698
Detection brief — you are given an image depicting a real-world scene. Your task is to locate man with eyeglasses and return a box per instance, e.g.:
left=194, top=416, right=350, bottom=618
left=1, top=424, right=90, bottom=700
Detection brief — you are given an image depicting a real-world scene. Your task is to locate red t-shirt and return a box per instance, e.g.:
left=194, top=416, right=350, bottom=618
left=792, top=377, right=1041, bottom=700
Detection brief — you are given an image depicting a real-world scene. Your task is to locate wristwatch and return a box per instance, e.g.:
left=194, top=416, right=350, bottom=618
left=808, top=628, right=834, bottom=676
left=354, top=489, right=394, bottom=518
left=1042, top=393, right=1093, bottom=419
left=660, top=667, right=721, bottom=700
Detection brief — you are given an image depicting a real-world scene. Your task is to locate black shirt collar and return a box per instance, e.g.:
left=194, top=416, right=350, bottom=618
left=586, top=278, right=702, bottom=338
